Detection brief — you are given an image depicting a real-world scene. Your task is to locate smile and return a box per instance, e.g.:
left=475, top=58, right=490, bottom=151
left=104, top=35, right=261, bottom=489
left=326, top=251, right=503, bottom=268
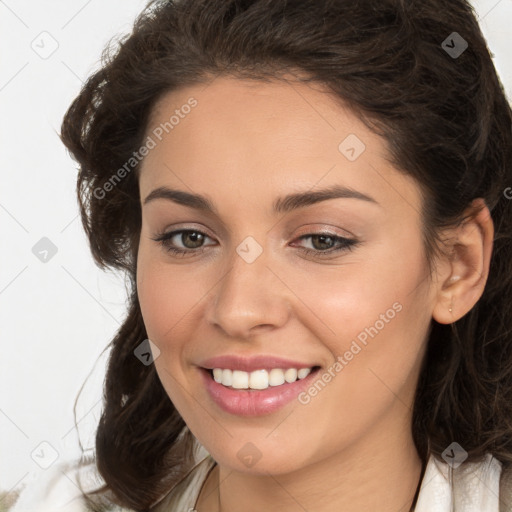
left=211, top=367, right=314, bottom=390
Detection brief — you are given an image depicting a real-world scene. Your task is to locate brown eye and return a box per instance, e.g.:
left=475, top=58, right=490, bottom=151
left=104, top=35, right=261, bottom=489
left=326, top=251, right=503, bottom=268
left=151, top=229, right=216, bottom=256
left=177, top=231, right=206, bottom=249
left=292, top=233, right=359, bottom=257
left=310, top=234, right=336, bottom=251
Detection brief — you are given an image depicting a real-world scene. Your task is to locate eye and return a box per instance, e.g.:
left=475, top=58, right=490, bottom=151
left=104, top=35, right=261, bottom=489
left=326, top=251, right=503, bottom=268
left=151, top=229, right=216, bottom=256
left=151, top=229, right=359, bottom=258
left=292, top=232, right=358, bottom=256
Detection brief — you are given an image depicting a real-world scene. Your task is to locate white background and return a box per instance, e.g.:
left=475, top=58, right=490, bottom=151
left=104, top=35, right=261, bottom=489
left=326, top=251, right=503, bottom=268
left=1, top=0, right=511, bottom=499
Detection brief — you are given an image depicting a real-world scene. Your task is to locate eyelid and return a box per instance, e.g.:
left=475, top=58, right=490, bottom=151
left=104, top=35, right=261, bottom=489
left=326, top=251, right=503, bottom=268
left=158, top=223, right=217, bottom=239
left=291, top=232, right=358, bottom=253
left=156, top=220, right=355, bottom=240
left=292, top=224, right=357, bottom=240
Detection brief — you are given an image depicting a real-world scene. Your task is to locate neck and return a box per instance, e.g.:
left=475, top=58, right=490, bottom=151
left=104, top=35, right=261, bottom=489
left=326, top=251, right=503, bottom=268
left=197, top=410, right=424, bottom=512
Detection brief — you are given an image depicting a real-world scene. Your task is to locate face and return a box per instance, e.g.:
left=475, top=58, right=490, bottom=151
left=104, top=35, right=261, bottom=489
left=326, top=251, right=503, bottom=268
left=136, top=76, right=437, bottom=475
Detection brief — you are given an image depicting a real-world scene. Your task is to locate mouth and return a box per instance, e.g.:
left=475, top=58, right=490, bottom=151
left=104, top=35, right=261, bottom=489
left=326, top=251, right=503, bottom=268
left=204, top=366, right=322, bottom=390
left=199, top=364, right=323, bottom=416
left=197, top=354, right=324, bottom=415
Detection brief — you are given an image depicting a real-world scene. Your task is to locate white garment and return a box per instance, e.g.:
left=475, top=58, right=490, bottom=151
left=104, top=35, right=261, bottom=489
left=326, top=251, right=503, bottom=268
left=414, top=453, right=507, bottom=512
left=9, top=448, right=512, bottom=511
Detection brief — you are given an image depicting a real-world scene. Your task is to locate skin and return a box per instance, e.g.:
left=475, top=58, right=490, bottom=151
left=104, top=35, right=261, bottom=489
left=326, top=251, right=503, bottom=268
left=135, top=76, right=493, bottom=512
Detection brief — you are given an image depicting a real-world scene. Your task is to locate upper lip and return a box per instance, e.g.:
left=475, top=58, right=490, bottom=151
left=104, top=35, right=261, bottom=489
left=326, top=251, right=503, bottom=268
left=199, top=354, right=319, bottom=372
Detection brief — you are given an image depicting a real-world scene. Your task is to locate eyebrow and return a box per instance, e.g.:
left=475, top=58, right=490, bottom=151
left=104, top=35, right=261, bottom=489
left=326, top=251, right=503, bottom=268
left=143, top=184, right=380, bottom=214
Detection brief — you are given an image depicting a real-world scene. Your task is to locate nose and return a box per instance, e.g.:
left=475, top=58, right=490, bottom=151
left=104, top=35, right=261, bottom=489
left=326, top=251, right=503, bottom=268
left=205, top=240, right=292, bottom=340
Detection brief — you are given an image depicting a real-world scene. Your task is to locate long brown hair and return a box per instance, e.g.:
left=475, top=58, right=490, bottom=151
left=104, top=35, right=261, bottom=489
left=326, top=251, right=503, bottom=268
left=60, top=0, right=512, bottom=509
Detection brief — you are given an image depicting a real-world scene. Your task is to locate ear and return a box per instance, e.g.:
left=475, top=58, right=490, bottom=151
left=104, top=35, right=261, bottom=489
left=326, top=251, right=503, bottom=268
left=432, top=198, right=494, bottom=325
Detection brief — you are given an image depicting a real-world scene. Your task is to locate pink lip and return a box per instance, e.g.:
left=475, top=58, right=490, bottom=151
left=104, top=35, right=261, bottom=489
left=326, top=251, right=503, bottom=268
left=199, top=366, right=321, bottom=416
left=199, top=354, right=318, bottom=372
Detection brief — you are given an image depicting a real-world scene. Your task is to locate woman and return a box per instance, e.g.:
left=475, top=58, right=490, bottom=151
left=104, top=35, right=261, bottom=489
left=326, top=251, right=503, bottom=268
left=12, top=0, right=512, bottom=510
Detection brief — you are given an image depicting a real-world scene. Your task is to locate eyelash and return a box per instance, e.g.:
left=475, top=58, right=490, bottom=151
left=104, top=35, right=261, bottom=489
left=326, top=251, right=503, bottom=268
left=151, top=229, right=359, bottom=258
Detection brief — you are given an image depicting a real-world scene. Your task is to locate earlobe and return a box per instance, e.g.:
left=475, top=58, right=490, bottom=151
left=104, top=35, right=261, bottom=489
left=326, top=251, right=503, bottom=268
left=432, top=198, right=494, bottom=325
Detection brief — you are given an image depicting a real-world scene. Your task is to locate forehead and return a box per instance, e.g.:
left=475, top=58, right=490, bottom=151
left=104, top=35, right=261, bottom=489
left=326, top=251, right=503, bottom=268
left=145, top=76, right=368, bottom=154
left=138, top=76, right=422, bottom=220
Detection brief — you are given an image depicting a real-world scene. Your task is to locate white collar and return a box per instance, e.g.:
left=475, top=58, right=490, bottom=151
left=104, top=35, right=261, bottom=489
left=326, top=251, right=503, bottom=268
left=415, top=453, right=502, bottom=511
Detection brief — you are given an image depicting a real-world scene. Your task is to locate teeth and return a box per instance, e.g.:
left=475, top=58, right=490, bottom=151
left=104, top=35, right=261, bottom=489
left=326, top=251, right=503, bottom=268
left=297, top=368, right=311, bottom=379
left=249, top=370, right=268, bottom=390
left=222, top=369, right=233, bottom=386
left=211, top=367, right=313, bottom=390
left=269, top=368, right=285, bottom=386
left=232, top=370, right=249, bottom=389
left=284, top=368, right=297, bottom=383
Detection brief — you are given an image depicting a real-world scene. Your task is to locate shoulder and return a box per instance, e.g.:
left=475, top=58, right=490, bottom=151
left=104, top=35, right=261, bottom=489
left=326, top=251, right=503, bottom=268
left=9, top=440, right=215, bottom=512
left=9, top=457, right=131, bottom=512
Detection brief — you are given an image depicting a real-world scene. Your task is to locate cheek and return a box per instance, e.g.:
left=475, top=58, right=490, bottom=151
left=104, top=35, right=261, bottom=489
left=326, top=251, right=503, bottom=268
left=287, top=243, right=430, bottom=355
left=276, top=249, right=431, bottom=445
left=288, top=236, right=432, bottom=413
left=136, top=251, right=209, bottom=415
left=137, top=249, right=207, bottom=345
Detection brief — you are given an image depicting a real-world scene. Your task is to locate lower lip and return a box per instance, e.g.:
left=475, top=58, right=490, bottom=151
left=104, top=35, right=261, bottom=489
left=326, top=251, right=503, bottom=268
left=200, top=368, right=320, bottom=416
